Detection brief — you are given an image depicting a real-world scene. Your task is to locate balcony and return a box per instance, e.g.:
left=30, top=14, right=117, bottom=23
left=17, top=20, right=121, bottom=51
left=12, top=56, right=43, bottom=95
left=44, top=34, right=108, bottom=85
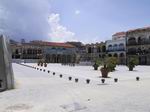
left=127, top=40, right=150, bottom=46
left=127, top=41, right=137, bottom=46
left=107, top=48, right=125, bottom=52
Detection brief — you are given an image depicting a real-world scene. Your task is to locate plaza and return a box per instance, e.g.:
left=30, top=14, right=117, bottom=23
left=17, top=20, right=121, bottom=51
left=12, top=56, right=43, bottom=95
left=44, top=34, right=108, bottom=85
left=0, top=63, right=150, bottom=112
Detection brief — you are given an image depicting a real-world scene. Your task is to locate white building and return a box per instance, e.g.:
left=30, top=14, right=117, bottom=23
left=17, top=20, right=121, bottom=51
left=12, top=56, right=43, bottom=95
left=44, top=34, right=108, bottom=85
left=106, top=32, right=126, bottom=64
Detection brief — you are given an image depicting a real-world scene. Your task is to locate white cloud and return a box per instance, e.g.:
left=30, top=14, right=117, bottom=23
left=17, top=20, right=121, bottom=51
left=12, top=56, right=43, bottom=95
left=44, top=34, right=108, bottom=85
left=48, top=13, right=77, bottom=42
left=75, top=10, right=80, bottom=15
left=0, top=0, right=51, bottom=41
left=80, top=35, right=101, bottom=44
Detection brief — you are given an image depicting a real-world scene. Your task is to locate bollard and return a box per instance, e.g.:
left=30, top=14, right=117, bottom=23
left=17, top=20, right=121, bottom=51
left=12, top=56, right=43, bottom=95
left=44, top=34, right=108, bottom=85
left=48, top=70, right=50, bottom=73
left=37, top=68, right=39, bottom=70
left=68, top=77, right=72, bottom=81
left=86, top=79, right=90, bottom=84
left=136, top=77, right=140, bottom=81
left=101, top=79, right=105, bottom=83
left=114, top=78, right=118, bottom=83
left=75, top=78, right=78, bottom=83
left=40, top=69, right=42, bottom=71
left=60, top=74, right=63, bottom=78
left=53, top=72, right=55, bottom=75
left=43, top=69, right=45, bottom=72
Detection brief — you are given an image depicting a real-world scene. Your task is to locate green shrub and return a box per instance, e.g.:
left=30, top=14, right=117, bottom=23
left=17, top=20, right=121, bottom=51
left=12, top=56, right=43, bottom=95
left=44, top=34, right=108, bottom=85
left=106, top=57, right=118, bottom=72
left=93, top=63, right=99, bottom=70
left=92, top=58, right=101, bottom=70
left=127, top=56, right=139, bottom=71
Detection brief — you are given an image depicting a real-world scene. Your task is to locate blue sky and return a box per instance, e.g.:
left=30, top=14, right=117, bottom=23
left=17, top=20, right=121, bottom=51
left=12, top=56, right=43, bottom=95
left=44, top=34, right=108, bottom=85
left=0, top=0, right=150, bottom=43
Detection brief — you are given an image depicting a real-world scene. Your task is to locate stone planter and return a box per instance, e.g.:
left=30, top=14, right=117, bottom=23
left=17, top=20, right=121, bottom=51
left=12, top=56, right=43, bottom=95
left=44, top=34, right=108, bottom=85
left=75, top=78, right=78, bottom=83
left=60, top=74, right=63, bottom=78
left=136, top=77, right=140, bottom=81
left=44, top=63, right=47, bottom=67
left=100, top=67, right=109, bottom=78
left=86, top=79, right=90, bottom=84
left=69, top=77, right=72, bottom=81
left=129, top=66, right=133, bottom=71
left=114, top=78, right=118, bottom=82
left=101, top=79, right=105, bottom=83
left=93, top=63, right=99, bottom=70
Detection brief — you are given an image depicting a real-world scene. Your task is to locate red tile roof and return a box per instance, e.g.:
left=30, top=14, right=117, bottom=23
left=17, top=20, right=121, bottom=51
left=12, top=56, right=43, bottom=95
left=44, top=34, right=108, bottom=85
left=112, top=32, right=126, bottom=37
left=127, top=26, right=150, bottom=33
left=30, top=41, right=75, bottom=48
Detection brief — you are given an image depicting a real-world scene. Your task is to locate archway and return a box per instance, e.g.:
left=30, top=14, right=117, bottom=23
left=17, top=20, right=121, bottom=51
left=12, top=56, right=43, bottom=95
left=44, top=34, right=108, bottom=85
left=108, top=54, right=112, bottom=57
left=119, top=43, right=124, bottom=51
left=97, top=47, right=101, bottom=53
left=108, top=45, right=112, bottom=51
left=128, top=48, right=136, bottom=55
left=128, top=37, right=136, bottom=45
left=114, top=53, right=118, bottom=57
left=119, top=53, right=124, bottom=57
left=119, top=53, right=125, bottom=65
left=88, top=47, right=92, bottom=53
left=102, top=46, right=106, bottom=52
left=113, top=44, right=118, bottom=51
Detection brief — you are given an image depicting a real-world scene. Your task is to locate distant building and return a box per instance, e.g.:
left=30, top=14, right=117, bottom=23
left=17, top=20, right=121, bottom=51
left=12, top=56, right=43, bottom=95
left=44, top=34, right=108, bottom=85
left=106, top=32, right=126, bottom=65
left=126, top=27, right=150, bottom=65
left=11, top=41, right=76, bottom=63
left=67, top=42, right=86, bottom=63
left=85, top=42, right=106, bottom=62
left=21, top=39, right=26, bottom=44
left=10, top=26, right=150, bottom=65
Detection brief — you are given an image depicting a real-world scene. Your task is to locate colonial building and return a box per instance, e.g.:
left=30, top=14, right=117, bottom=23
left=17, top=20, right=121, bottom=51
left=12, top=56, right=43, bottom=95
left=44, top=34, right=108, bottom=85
left=126, top=27, right=150, bottom=65
left=11, top=43, right=43, bottom=59
left=106, top=32, right=126, bottom=64
left=67, top=42, right=87, bottom=63
left=85, top=42, right=106, bottom=62
left=11, top=41, right=76, bottom=63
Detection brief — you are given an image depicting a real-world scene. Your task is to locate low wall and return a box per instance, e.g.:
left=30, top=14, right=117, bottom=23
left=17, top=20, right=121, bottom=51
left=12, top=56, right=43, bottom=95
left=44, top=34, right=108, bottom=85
left=12, top=59, right=38, bottom=63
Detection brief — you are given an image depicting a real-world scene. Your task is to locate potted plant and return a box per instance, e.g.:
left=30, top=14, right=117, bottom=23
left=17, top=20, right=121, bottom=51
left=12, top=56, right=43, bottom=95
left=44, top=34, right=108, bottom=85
left=75, top=78, right=79, bottom=83
left=86, top=79, right=90, bottom=84
left=101, top=79, right=105, bottom=83
left=100, top=64, right=109, bottom=78
left=37, top=62, right=40, bottom=66
left=69, top=77, right=72, bottom=81
left=136, top=77, right=140, bottom=81
left=114, top=78, right=118, bottom=82
left=127, top=56, right=139, bottom=71
left=93, top=58, right=101, bottom=70
left=44, top=63, right=47, bottom=67
left=93, top=62, right=99, bottom=70
left=41, top=62, right=43, bottom=66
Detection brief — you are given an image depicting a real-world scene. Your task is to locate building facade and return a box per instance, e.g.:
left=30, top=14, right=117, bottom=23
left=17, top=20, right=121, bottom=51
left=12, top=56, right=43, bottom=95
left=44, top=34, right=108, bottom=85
left=11, top=41, right=76, bottom=63
left=85, top=42, right=106, bottom=62
left=126, top=27, right=150, bottom=65
left=10, top=26, right=150, bottom=65
left=66, top=42, right=87, bottom=63
left=106, top=32, right=126, bottom=65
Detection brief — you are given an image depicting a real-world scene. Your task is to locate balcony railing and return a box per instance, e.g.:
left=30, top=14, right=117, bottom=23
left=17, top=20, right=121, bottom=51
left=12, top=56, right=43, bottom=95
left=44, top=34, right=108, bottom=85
left=127, top=50, right=150, bottom=55
left=127, top=41, right=150, bottom=46
left=107, top=48, right=125, bottom=52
